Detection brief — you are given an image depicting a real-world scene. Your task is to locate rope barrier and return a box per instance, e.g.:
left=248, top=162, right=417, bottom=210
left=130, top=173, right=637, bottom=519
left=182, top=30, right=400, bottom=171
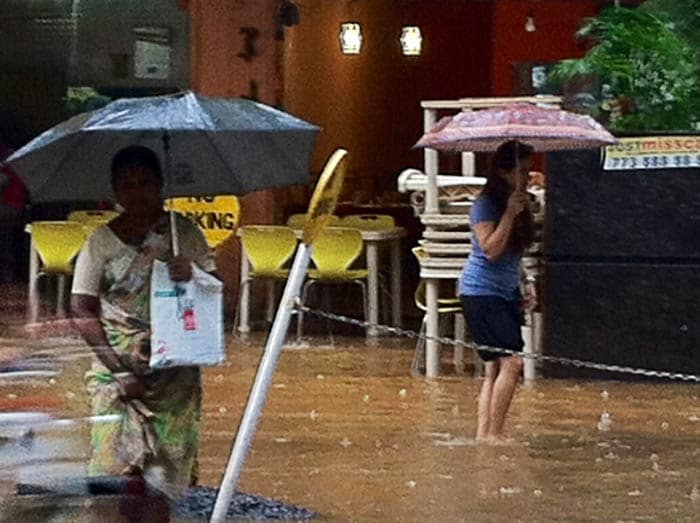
left=295, top=303, right=700, bottom=383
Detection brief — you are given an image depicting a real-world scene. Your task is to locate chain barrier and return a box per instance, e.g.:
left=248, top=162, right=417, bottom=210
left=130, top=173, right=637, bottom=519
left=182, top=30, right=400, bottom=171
left=295, top=303, right=700, bottom=383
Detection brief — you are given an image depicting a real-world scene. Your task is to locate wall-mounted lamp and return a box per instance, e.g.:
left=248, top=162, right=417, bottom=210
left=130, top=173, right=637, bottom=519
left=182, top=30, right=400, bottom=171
left=400, top=26, right=422, bottom=56
left=339, top=22, right=362, bottom=54
left=524, top=14, right=536, bottom=33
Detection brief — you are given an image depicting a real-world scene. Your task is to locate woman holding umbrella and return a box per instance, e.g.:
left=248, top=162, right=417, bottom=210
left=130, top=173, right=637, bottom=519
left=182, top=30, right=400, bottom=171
left=460, top=140, right=536, bottom=444
left=70, top=145, right=216, bottom=519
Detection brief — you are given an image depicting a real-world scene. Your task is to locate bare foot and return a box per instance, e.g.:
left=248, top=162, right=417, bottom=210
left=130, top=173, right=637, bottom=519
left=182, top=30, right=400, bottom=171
left=485, top=435, right=516, bottom=446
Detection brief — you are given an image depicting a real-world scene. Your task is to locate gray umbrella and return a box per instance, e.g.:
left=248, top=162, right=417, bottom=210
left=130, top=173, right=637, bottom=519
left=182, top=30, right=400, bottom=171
left=5, top=90, right=320, bottom=203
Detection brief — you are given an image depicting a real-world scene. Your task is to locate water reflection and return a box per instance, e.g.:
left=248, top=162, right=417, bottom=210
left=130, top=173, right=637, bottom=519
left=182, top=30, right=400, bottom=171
left=1, top=329, right=698, bottom=521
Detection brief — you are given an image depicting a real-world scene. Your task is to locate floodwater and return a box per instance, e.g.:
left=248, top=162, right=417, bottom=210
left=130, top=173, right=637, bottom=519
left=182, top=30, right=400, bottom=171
left=1, top=289, right=699, bottom=521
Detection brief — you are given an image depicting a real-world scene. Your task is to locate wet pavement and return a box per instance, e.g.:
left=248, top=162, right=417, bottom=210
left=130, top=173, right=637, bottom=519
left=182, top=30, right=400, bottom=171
left=1, top=284, right=699, bottom=521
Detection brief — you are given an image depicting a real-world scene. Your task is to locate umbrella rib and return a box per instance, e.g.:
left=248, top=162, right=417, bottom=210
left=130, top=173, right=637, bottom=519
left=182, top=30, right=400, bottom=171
left=198, top=129, right=245, bottom=195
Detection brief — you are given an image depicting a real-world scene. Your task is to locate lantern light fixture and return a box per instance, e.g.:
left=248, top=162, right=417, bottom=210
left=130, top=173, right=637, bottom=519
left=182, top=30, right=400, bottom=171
left=400, top=26, right=422, bottom=56
left=524, top=14, right=536, bottom=32
left=339, top=22, right=362, bottom=54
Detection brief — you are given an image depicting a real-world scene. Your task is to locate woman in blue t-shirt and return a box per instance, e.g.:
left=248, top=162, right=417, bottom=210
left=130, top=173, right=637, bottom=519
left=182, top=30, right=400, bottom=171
left=461, top=140, right=536, bottom=443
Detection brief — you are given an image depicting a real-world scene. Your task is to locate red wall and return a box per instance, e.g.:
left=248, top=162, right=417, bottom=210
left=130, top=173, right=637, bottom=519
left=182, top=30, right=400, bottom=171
left=490, top=0, right=600, bottom=95
left=284, top=0, right=493, bottom=200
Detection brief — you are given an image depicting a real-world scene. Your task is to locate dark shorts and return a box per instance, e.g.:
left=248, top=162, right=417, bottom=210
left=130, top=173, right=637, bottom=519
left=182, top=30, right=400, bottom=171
left=461, top=295, right=524, bottom=362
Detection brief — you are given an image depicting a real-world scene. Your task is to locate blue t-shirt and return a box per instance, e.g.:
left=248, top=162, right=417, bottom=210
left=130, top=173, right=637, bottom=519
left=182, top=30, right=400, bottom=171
left=460, top=195, right=521, bottom=300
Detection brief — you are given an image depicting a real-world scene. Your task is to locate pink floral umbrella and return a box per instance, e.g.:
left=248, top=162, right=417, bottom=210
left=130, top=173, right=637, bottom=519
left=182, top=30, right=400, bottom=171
left=414, top=102, right=617, bottom=152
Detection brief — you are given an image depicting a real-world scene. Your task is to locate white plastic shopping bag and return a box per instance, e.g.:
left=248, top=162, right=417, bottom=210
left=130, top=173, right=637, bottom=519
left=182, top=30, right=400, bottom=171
left=149, top=259, right=225, bottom=368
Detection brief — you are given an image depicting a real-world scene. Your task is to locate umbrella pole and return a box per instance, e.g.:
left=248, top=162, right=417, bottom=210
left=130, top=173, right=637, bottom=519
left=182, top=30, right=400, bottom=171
left=161, top=131, right=180, bottom=256
left=515, top=141, right=523, bottom=193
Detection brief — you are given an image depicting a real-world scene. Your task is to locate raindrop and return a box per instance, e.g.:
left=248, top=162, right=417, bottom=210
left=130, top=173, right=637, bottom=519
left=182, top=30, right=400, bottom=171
left=218, top=406, right=227, bottom=413
left=451, top=405, right=459, bottom=415
left=65, top=392, right=75, bottom=400
left=688, top=415, right=699, bottom=422
left=650, top=453, right=659, bottom=462
left=316, top=374, right=325, bottom=380
left=661, top=421, right=669, bottom=431
left=6, top=394, right=17, bottom=400
left=604, top=452, right=618, bottom=460
left=214, top=374, right=224, bottom=382
left=362, top=394, right=370, bottom=403
left=537, top=392, right=545, bottom=398
left=597, top=411, right=613, bottom=432
left=627, top=490, right=642, bottom=496
left=48, top=378, right=56, bottom=385
left=651, top=462, right=661, bottom=472
left=439, top=474, right=453, bottom=480
left=689, top=485, right=700, bottom=502
left=600, top=390, right=609, bottom=400
left=272, top=383, right=286, bottom=389
left=340, top=437, right=352, bottom=448
left=533, top=489, right=543, bottom=496
left=406, top=480, right=416, bottom=488
left=398, top=388, right=407, bottom=398
left=499, top=486, right=522, bottom=495
left=274, top=437, right=290, bottom=443
left=391, top=443, right=399, bottom=450
left=308, top=468, right=320, bottom=476
left=309, top=410, right=318, bottom=420
left=374, top=440, right=382, bottom=449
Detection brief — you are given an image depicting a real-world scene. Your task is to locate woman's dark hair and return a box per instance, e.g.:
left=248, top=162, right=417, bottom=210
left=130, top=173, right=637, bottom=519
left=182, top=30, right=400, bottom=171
left=481, top=140, right=535, bottom=254
left=110, top=145, right=163, bottom=186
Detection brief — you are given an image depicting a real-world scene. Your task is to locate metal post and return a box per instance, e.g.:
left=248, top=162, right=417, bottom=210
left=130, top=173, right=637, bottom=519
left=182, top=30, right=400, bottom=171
left=237, top=253, right=251, bottom=334
left=522, top=314, right=536, bottom=381
left=425, top=278, right=440, bottom=378
left=27, top=236, right=40, bottom=323
left=423, top=108, right=439, bottom=214
left=366, top=241, right=379, bottom=337
left=210, top=243, right=312, bottom=523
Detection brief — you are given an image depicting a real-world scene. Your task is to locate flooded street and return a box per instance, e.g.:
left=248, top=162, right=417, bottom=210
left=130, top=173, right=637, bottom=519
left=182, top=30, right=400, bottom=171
left=2, top=309, right=698, bottom=522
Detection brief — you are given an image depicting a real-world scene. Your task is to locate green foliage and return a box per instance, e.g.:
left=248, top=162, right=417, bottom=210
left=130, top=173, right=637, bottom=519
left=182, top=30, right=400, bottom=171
left=64, top=87, right=111, bottom=117
left=549, top=5, right=700, bottom=131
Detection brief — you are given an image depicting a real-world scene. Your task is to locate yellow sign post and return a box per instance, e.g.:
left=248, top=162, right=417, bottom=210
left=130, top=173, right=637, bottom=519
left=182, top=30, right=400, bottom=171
left=302, top=148, right=348, bottom=245
left=164, top=195, right=240, bottom=248
left=211, top=148, right=349, bottom=523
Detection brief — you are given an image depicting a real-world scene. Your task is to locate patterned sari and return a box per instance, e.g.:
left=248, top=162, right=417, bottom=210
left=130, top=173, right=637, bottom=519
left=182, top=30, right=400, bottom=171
left=86, top=216, right=204, bottom=496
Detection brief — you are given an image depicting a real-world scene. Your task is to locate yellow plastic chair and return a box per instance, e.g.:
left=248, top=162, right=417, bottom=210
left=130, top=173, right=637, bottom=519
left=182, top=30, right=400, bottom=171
left=339, top=213, right=395, bottom=231
left=296, top=227, right=369, bottom=338
left=340, top=213, right=396, bottom=321
left=236, top=225, right=299, bottom=332
left=286, top=213, right=341, bottom=230
left=28, top=221, right=88, bottom=321
left=67, top=209, right=120, bottom=235
left=410, top=246, right=465, bottom=376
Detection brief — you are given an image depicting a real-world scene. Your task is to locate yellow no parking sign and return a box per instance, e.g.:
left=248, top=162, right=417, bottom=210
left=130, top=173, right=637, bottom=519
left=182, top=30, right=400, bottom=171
left=164, top=195, right=240, bottom=248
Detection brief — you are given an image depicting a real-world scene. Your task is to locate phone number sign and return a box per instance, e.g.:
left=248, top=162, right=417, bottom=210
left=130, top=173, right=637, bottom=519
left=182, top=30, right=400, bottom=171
left=603, top=136, right=700, bottom=171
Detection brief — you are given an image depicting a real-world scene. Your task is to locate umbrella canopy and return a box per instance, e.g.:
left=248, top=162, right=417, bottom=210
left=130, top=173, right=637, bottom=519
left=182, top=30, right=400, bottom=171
left=414, top=102, right=617, bottom=152
left=5, top=90, right=320, bottom=202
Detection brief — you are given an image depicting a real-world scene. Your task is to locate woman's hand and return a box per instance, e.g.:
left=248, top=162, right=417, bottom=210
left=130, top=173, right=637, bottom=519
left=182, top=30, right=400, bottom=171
left=505, top=191, right=528, bottom=218
left=115, top=373, right=147, bottom=400
left=169, top=255, right=193, bottom=281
